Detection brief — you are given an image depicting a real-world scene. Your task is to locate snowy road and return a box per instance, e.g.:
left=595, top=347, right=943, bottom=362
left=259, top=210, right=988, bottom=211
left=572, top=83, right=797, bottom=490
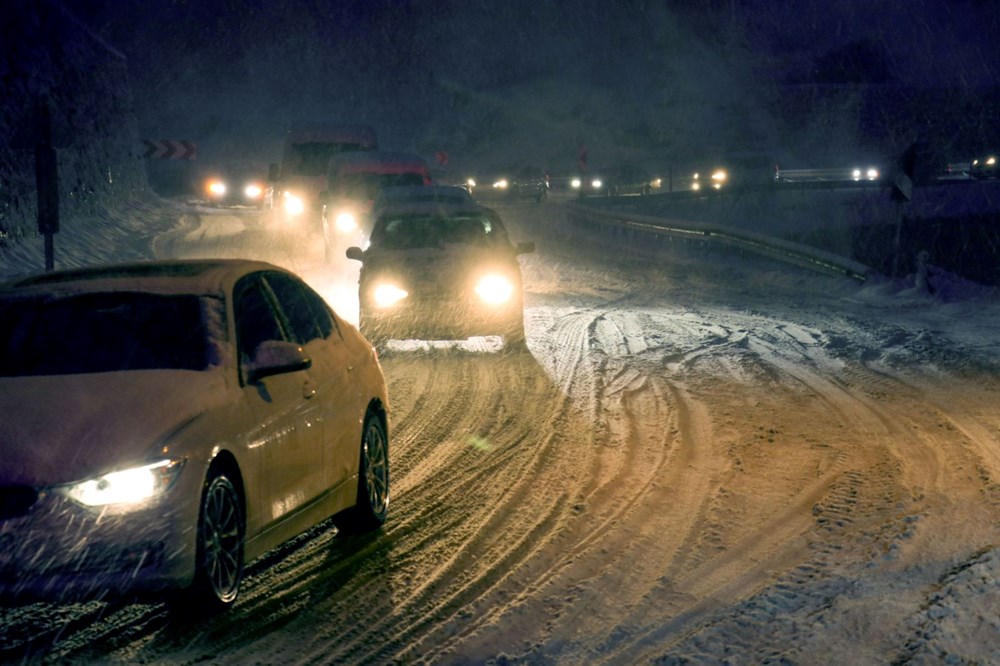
left=3, top=201, right=999, bottom=664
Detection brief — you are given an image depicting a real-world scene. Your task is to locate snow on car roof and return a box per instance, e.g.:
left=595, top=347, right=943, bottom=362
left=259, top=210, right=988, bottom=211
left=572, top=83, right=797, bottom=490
left=1, top=258, right=286, bottom=297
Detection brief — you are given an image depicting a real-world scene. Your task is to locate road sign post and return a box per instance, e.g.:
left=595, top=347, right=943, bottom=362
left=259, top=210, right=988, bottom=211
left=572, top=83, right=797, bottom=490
left=34, top=97, right=60, bottom=272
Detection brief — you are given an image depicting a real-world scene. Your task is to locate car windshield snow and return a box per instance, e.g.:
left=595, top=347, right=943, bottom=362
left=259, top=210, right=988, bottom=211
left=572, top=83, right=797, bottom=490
left=0, top=292, right=213, bottom=376
left=372, top=214, right=505, bottom=250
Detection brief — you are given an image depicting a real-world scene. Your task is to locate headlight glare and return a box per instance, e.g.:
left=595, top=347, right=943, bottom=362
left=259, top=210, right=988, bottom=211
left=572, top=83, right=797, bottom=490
left=244, top=183, right=263, bottom=199
left=475, top=274, right=514, bottom=305
left=335, top=211, right=358, bottom=232
left=207, top=180, right=226, bottom=196
left=493, top=178, right=509, bottom=189
left=58, top=459, right=185, bottom=507
left=373, top=283, right=408, bottom=308
left=283, top=192, right=305, bottom=216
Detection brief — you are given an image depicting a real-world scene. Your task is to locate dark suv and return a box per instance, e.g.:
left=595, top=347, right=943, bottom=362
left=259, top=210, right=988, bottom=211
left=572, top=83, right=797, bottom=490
left=345, top=201, right=535, bottom=351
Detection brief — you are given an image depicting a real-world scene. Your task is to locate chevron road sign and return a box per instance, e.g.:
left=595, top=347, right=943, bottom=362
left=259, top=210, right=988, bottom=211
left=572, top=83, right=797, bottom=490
left=142, top=139, right=197, bottom=160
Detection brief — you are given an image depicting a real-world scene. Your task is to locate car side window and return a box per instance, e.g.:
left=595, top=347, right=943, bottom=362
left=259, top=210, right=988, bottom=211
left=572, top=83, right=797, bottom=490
left=234, top=276, right=286, bottom=362
left=264, top=272, right=333, bottom=343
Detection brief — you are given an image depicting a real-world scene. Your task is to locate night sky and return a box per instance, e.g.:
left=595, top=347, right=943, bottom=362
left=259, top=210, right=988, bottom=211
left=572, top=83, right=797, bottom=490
left=59, top=0, right=1000, bottom=170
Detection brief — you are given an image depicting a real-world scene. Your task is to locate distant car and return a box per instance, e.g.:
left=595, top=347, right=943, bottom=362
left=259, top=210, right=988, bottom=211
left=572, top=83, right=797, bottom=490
left=0, top=259, right=390, bottom=612
left=321, top=151, right=432, bottom=263
left=372, top=184, right=474, bottom=217
left=346, top=201, right=535, bottom=351
left=969, top=153, right=997, bottom=179
left=197, top=162, right=267, bottom=208
left=605, top=165, right=661, bottom=196
left=691, top=153, right=779, bottom=192
left=506, top=166, right=549, bottom=202
left=570, top=173, right=606, bottom=197
left=465, top=166, right=548, bottom=204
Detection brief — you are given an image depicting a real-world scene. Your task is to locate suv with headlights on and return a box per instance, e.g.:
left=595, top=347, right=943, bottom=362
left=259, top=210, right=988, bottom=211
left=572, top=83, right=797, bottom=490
left=345, top=201, right=535, bottom=351
left=321, top=151, right=431, bottom=263
left=265, top=124, right=378, bottom=233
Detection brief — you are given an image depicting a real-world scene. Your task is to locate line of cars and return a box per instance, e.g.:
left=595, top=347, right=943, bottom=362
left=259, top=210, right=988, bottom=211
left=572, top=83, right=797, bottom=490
left=1, top=123, right=538, bottom=614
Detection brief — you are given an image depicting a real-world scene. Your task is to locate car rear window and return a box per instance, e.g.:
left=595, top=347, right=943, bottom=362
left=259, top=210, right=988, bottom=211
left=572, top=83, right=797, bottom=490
left=0, top=292, right=212, bottom=376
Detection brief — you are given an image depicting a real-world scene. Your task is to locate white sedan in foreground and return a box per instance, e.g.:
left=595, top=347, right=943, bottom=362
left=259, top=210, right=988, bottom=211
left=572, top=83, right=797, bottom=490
left=0, top=259, right=390, bottom=613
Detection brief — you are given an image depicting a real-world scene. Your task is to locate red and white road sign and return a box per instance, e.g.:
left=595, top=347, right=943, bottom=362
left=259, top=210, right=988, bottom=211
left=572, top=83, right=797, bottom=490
left=142, top=139, right=198, bottom=160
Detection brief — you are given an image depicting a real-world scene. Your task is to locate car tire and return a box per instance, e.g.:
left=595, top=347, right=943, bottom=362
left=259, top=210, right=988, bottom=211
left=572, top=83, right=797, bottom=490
left=334, top=411, right=390, bottom=535
left=171, top=470, right=244, bottom=616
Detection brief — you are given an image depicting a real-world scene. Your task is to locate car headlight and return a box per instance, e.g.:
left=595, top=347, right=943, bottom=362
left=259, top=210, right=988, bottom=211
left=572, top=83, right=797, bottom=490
left=475, top=274, right=514, bottom=305
left=335, top=211, right=358, bottom=233
left=244, top=183, right=263, bottom=199
left=866, top=168, right=879, bottom=180
left=57, top=459, right=185, bottom=507
left=591, top=179, right=602, bottom=189
left=283, top=192, right=305, bottom=216
left=466, top=178, right=477, bottom=188
left=207, top=180, right=227, bottom=196
left=711, top=170, right=727, bottom=183
left=373, top=283, right=408, bottom=308
left=493, top=178, right=509, bottom=189
left=987, top=156, right=997, bottom=166
left=571, top=178, right=581, bottom=189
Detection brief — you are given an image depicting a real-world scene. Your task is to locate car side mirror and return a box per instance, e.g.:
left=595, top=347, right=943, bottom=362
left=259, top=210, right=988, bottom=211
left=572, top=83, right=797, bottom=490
left=246, top=340, right=311, bottom=383
left=268, top=162, right=280, bottom=181
left=345, top=246, right=364, bottom=262
left=515, top=241, right=535, bottom=255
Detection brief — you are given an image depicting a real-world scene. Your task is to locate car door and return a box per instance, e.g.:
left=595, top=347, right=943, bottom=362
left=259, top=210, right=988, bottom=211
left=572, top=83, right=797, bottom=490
left=235, top=274, right=325, bottom=527
left=263, top=272, right=360, bottom=493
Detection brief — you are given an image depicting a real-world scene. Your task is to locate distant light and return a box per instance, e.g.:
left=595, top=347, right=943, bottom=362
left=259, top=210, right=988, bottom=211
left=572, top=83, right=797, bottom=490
left=207, top=180, right=226, bottom=196
left=571, top=178, right=582, bottom=189
left=283, top=192, right=305, bottom=216
left=591, top=179, right=602, bottom=189
left=244, top=183, right=263, bottom=199
left=493, top=178, right=509, bottom=189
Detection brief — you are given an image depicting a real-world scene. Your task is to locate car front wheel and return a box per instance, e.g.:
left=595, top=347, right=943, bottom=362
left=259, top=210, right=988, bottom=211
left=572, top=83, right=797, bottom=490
left=187, top=472, right=245, bottom=614
left=335, top=411, right=390, bottom=535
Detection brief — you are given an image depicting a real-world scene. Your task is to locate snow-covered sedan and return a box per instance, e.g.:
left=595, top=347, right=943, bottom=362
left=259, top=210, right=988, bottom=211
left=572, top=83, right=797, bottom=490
left=0, top=259, right=390, bottom=612
left=346, top=201, right=535, bottom=351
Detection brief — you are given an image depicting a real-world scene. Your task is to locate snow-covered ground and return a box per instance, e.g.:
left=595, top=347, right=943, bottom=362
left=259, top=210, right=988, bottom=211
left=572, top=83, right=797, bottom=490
left=2, top=196, right=999, bottom=664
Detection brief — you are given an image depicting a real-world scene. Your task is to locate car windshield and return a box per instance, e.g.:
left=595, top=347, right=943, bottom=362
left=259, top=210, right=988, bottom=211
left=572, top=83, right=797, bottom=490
left=372, top=214, right=505, bottom=250
left=288, top=142, right=370, bottom=177
left=0, top=292, right=212, bottom=376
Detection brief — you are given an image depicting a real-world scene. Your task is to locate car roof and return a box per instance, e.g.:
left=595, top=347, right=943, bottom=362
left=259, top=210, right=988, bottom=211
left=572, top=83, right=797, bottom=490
left=374, top=185, right=474, bottom=205
left=374, top=199, right=491, bottom=220
left=0, top=258, right=289, bottom=298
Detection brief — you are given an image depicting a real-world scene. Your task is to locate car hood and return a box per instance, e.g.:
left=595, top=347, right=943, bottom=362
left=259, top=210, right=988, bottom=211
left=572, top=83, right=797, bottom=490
left=0, top=369, right=230, bottom=486
left=362, top=245, right=520, bottom=278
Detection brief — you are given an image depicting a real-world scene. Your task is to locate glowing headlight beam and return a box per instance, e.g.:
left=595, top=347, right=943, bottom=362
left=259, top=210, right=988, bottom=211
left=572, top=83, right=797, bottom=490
left=207, top=180, right=227, bottom=196
left=335, top=211, right=358, bottom=232
left=475, top=274, right=514, bottom=305
left=58, top=459, right=185, bottom=507
left=283, top=192, right=305, bottom=216
left=373, top=283, right=408, bottom=308
left=244, top=183, right=263, bottom=199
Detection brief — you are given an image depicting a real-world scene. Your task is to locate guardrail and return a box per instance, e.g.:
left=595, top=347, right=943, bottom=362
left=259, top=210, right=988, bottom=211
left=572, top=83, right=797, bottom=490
left=566, top=202, right=876, bottom=283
